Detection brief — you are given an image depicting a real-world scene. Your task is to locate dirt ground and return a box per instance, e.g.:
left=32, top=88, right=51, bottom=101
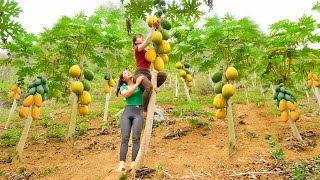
left=0, top=101, right=319, bottom=180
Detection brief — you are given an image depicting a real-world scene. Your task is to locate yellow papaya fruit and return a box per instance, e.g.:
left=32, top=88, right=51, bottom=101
left=109, top=79, right=116, bottom=87
left=286, top=101, right=296, bottom=111
left=19, top=106, right=29, bottom=118
left=8, top=91, right=15, bottom=99
left=31, top=106, right=40, bottom=120
left=216, top=109, right=227, bottom=119
left=79, top=91, right=91, bottom=105
left=154, top=57, right=164, bottom=71
left=23, top=95, right=34, bottom=107
left=160, top=54, right=169, bottom=63
left=15, top=94, right=20, bottom=101
left=34, top=93, right=43, bottom=107
left=281, top=111, right=288, bottom=123
left=11, top=84, right=18, bottom=91
left=307, top=80, right=313, bottom=88
left=279, top=100, right=286, bottom=112
left=314, top=80, right=319, bottom=87
left=78, top=105, right=88, bottom=116
left=213, top=94, right=226, bottom=109
left=307, top=72, right=313, bottom=80
left=289, top=111, right=299, bottom=121
left=104, top=84, right=111, bottom=93
left=313, top=74, right=318, bottom=81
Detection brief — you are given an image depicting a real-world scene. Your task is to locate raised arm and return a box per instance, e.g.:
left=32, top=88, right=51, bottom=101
left=121, top=76, right=144, bottom=98
left=137, top=19, right=160, bottom=52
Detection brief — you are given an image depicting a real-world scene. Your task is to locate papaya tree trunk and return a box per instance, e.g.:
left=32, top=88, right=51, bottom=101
left=312, top=86, right=320, bottom=107
left=244, top=85, right=249, bottom=105
left=13, top=105, right=33, bottom=162
left=192, top=72, right=196, bottom=87
left=287, top=109, right=303, bottom=141
left=5, top=99, right=17, bottom=129
left=65, top=54, right=84, bottom=145
left=183, top=81, right=191, bottom=102
left=134, top=70, right=158, bottom=171
left=65, top=94, right=78, bottom=146
left=271, top=84, right=275, bottom=95
left=260, top=83, right=265, bottom=96
left=175, top=74, right=179, bottom=98
left=306, top=90, right=310, bottom=104
left=102, top=91, right=112, bottom=130
left=169, top=75, right=172, bottom=87
left=222, top=48, right=236, bottom=157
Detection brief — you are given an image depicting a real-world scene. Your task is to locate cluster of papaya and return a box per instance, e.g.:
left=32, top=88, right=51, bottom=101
left=307, top=72, right=319, bottom=88
left=145, top=0, right=171, bottom=71
left=103, top=73, right=116, bottom=94
left=212, top=67, right=238, bottom=119
left=8, top=77, right=26, bottom=101
left=19, top=75, right=49, bottom=120
left=273, top=84, right=299, bottom=122
left=175, top=62, right=193, bottom=88
left=69, top=65, right=94, bottom=116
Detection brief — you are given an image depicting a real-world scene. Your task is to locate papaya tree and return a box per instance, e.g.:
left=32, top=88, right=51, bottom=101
left=259, top=15, right=320, bottom=106
left=190, top=14, right=264, bottom=156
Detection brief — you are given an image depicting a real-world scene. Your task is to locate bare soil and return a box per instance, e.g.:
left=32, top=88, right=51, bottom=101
left=0, top=101, right=319, bottom=180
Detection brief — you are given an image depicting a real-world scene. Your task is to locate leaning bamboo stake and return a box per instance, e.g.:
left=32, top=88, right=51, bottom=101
left=5, top=99, right=17, bottom=129
left=65, top=94, right=78, bottom=146
left=13, top=105, right=33, bottom=162
left=134, top=70, right=158, bottom=170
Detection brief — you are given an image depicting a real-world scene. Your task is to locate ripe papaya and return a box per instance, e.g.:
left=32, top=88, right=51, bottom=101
left=158, top=40, right=170, bottom=54
left=213, top=94, right=226, bottom=109
left=186, top=81, right=193, bottom=88
left=215, top=109, right=227, bottom=119
left=104, top=84, right=111, bottom=93
left=145, top=48, right=156, bottom=62
left=16, top=87, right=21, bottom=95
left=11, top=84, right=18, bottom=91
left=71, top=81, right=84, bottom=95
left=78, top=105, right=88, bottom=116
left=32, top=106, right=40, bottom=120
left=314, top=80, right=319, bottom=87
left=160, top=54, right=169, bottom=63
left=79, top=91, right=92, bottom=105
left=15, top=94, right=20, bottom=101
left=307, top=80, right=313, bottom=88
left=147, top=15, right=158, bottom=28
left=307, top=72, right=313, bottom=80
left=313, top=74, right=318, bottom=81
left=154, top=57, right=164, bottom=71
left=175, top=62, right=183, bottom=69
left=19, top=106, right=29, bottom=118
left=185, top=74, right=193, bottom=82
left=23, top=95, right=34, bottom=107
left=152, top=31, right=163, bottom=44
left=281, top=111, right=288, bottom=123
left=69, top=65, right=81, bottom=78
left=179, top=70, right=187, bottom=78
left=286, top=101, right=296, bottom=111
left=8, top=91, right=15, bottom=99
left=109, top=79, right=116, bottom=87
left=279, top=100, right=286, bottom=112
left=222, top=84, right=235, bottom=99
left=225, top=67, right=238, bottom=80
left=34, top=93, right=43, bottom=107
left=289, top=111, right=299, bottom=121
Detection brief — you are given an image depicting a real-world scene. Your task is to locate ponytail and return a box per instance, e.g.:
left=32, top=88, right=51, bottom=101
left=116, top=71, right=127, bottom=96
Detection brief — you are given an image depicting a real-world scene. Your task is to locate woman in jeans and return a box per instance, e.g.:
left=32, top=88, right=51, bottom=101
left=115, top=70, right=144, bottom=171
left=132, top=18, right=167, bottom=119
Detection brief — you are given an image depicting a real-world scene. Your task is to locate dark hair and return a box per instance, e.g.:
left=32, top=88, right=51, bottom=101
left=132, top=34, right=142, bottom=47
left=116, top=71, right=127, bottom=96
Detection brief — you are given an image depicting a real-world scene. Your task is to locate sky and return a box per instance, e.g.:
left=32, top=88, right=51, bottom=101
left=15, top=0, right=320, bottom=34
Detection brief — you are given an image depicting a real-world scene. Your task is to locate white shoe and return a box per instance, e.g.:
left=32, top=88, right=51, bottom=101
left=117, top=161, right=125, bottom=172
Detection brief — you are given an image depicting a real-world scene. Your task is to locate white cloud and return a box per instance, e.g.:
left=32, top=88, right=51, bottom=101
left=15, top=0, right=320, bottom=34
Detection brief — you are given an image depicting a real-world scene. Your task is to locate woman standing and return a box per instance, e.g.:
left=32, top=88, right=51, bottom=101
left=116, top=70, right=144, bottom=171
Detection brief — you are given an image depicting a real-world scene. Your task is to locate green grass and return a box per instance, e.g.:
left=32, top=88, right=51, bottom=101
left=0, top=128, right=21, bottom=147
left=46, top=122, right=66, bottom=140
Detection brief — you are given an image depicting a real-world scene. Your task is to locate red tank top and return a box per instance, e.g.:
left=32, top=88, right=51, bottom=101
left=134, top=45, right=151, bottom=70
